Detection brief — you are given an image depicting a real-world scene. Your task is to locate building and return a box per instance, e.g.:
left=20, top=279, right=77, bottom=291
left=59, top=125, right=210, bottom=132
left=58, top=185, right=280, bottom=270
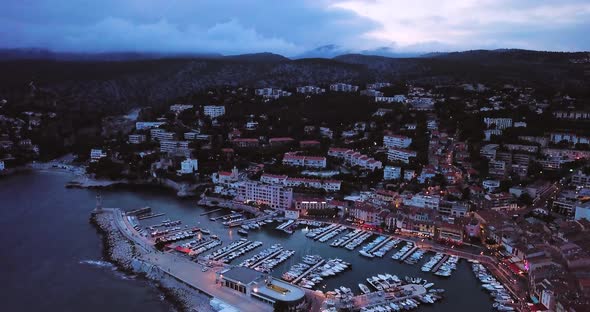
left=329, top=83, right=358, bottom=92
left=294, top=196, right=328, bottom=211
left=0, top=160, right=5, bottom=171
left=203, top=105, right=225, bottom=118
left=255, top=88, right=292, bottom=99
left=212, top=167, right=239, bottom=185
left=135, top=121, right=165, bottom=130
left=283, top=177, right=341, bottom=192
left=550, top=132, right=590, bottom=145
left=260, top=173, right=287, bottom=185
left=128, top=134, right=147, bottom=144
left=296, top=86, right=325, bottom=94
left=483, top=179, right=501, bottom=193
left=178, top=158, right=198, bottom=175
left=572, top=170, right=590, bottom=187
left=216, top=267, right=305, bottom=309
left=90, top=149, right=106, bottom=162
left=403, top=193, right=441, bottom=210
left=483, top=117, right=513, bottom=130
left=269, top=137, right=295, bottom=147
left=299, top=140, right=320, bottom=149
left=553, top=110, right=590, bottom=120
left=232, top=138, right=259, bottom=148
left=160, top=140, right=191, bottom=157
left=282, top=153, right=326, bottom=168
left=169, top=104, right=194, bottom=113
left=319, top=127, right=333, bottom=139
left=483, top=193, right=517, bottom=211
left=574, top=201, right=590, bottom=221
left=150, top=128, right=175, bottom=141
left=237, top=181, right=293, bottom=210
left=360, top=89, right=384, bottom=97
left=375, top=95, right=406, bottom=103
left=384, top=166, right=401, bottom=180
left=387, top=148, right=417, bottom=164
left=383, top=134, right=412, bottom=149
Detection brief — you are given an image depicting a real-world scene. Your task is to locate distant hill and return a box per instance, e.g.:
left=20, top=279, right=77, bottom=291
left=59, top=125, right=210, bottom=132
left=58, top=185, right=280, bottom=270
left=0, top=48, right=588, bottom=116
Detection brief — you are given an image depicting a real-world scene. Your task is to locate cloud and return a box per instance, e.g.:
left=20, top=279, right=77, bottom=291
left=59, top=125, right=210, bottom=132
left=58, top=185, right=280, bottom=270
left=329, top=0, right=590, bottom=51
left=0, top=0, right=588, bottom=54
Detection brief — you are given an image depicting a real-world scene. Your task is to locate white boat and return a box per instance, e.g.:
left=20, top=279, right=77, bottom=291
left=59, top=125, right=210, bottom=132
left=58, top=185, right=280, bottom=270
left=424, top=282, right=434, bottom=289
left=358, top=283, right=371, bottom=294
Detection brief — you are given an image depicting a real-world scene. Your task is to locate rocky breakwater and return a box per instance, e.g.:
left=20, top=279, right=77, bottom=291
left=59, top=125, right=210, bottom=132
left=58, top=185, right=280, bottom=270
left=90, top=211, right=213, bottom=312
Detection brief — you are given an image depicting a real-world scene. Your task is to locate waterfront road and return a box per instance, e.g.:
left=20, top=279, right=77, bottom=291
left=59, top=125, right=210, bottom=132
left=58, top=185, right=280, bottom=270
left=101, top=208, right=273, bottom=312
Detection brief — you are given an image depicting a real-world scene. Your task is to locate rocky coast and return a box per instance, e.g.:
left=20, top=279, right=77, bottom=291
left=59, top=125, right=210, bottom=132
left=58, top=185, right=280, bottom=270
left=90, top=212, right=214, bottom=312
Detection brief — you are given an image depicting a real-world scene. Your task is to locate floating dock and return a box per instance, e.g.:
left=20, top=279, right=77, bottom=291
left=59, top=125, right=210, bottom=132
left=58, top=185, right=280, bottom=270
left=432, top=255, right=450, bottom=272
left=399, top=246, right=419, bottom=262
left=368, top=236, right=394, bottom=254
left=291, top=260, right=326, bottom=284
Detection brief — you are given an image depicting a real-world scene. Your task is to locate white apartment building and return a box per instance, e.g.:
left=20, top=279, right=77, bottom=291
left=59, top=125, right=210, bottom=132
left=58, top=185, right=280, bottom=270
left=203, top=105, right=226, bottom=118
left=128, top=134, right=147, bottom=144
left=329, top=83, right=359, bottom=92
left=160, top=140, right=191, bottom=157
left=260, top=174, right=288, bottom=185
left=237, top=181, right=293, bottom=210
left=283, top=177, right=341, bottom=192
left=572, top=170, right=590, bottom=187
left=480, top=144, right=499, bottom=160
left=169, top=104, right=194, bottom=113
left=383, top=134, right=412, bottom=148
left=550, top=132, right=590, bottom=145
left=483, top=117, right=513, bottom=130
left=255, top=88, right=292, bottom=99
left=387, top=148, right=417, bottom=164
left=179, top=158, right=198, bottom=174
left=136, top=121, right=166, bottom=130
left=375, top=95, right=406, bottom=103
left=403, top=193, right=441, bottom=210
left=282, top=154, right=327, bottom=168
left=383, top=166, right=401, bottom=180
left=483, top=179, right=501, bottom=193
left=366, top=82, right=391, bottom=89
left=150, top=128, right=175, bottom=141
left=296, top=86, right=325, bottom=94
left=90, top=149, right=106, bottom=162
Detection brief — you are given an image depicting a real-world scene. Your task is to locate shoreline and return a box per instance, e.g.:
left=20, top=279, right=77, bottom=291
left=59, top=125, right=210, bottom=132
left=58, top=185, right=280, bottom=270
left=89, top=212, right=213, bottom=312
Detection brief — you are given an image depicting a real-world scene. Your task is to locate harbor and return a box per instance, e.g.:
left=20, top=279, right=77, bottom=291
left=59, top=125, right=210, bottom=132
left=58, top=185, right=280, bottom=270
left=85, top=189, right=512, bottom=312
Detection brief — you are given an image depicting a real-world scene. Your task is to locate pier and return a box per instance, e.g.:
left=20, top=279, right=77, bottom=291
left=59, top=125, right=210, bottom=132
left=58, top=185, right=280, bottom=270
left=399, top=246, right=419, bottom=262
left=138, top=213, right=165, bottom=220
left=337, top=230, right=366, bottom=247
left=248, top=248, right=284, bottom=268
left=211, top=240, right=252, bottom=261
left=432, top=255, right=450, bottom=272
left=368, top=236, right=393, bottom=254
left=291, top=260, right=326, bottom=284
left=351, top=284, right=427, bottom=311
left=314, top=225, right=345, bottom=241
left=276, top=219, right=294, bottom=231
left=200, top=208, right=223, bottom=216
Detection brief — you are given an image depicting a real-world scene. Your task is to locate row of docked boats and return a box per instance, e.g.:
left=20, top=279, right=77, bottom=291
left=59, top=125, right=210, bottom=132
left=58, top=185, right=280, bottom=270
left=275, top=219, right=295, bottom=234
left=239, top=244, right=283, bottom=267
left=203, top=238, right=248, bottom=260
left=330, top=229, right=362, bottom=247
left=345, top=232, right=372, bottom=250
left=421, top=253, right=444, bottom=272
left=252, top=249, right=295, bottom=273
left=372, top=238, right=401, bottom=258
left=317, top=225, right=347, bottom=242
left=305, top=223, right=339, bottom=239
left=156, top=230, right=195, bottom=243
left=359, top=236, right=387, bottom=258
left=391, top=242, right=414, bottom=260
left=325, top=286, right=354, bottom=300
left=298, top=220, right=323, bottom=227
left=404, top=249, right=426, bottom=265
left=471, top=261, right=516, bottom=311
left=360, top=298, right=423, bottom=312
left=190, top=239, right=221, bottom=256
left=296, top=258, right=351, bottom=289
left=366, top=273, right=401, bottom=291
left=434, top=255, right=459, bottom=277
left=219, top=240, right=262, bottom=263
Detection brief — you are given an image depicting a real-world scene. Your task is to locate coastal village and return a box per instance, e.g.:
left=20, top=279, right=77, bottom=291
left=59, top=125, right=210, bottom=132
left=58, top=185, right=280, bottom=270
left=2, top=81, right=590, bottom=312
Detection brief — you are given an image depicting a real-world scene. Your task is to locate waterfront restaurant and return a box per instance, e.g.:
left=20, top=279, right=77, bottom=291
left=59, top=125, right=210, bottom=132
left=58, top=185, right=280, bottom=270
left=216, top=267, right=306, bottom=310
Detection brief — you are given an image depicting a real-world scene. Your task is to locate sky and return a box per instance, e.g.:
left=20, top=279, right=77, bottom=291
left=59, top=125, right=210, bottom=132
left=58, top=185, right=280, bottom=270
left=1, top=0, right=589, bottom=56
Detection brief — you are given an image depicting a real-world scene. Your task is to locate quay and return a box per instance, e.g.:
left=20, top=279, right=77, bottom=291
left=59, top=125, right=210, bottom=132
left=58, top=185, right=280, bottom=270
left=399, top=246, right=419, bottom=262
left=94, top=208, right=273, bottom=312
left=431, top=255, right=450, bottom=272
left=291, top=260, right=326, bottom=284
left=368, top=236, right=393, bottom=254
